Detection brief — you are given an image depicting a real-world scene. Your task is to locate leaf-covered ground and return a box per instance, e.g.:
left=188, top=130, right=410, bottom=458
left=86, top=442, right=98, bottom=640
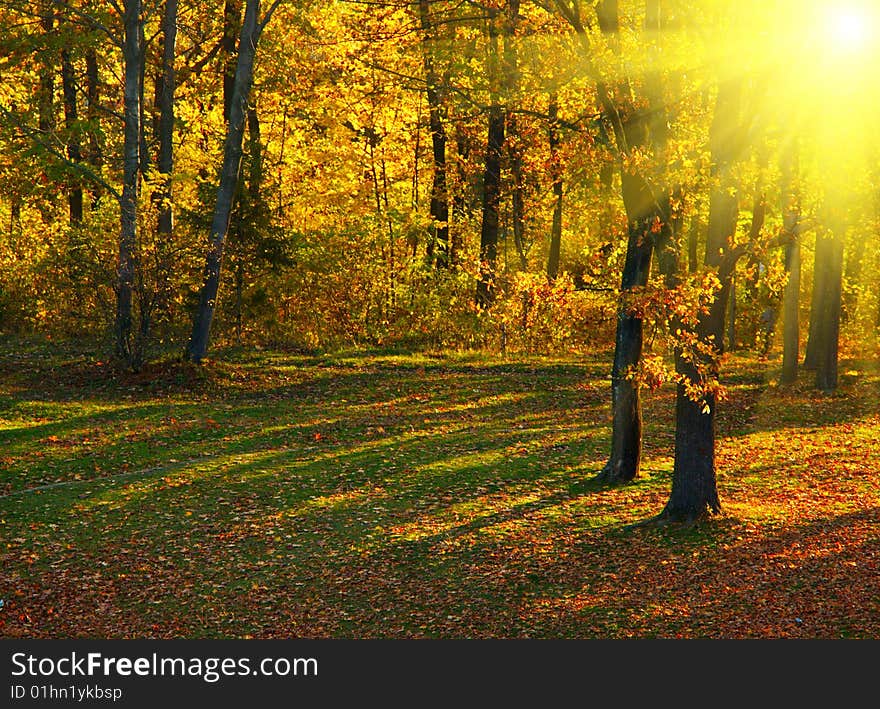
left=1, top=338, right=878, bottom=638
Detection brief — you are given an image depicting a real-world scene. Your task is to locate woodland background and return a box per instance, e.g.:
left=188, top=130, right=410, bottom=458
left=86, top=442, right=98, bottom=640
left=0, top=0, right=878, bottom=638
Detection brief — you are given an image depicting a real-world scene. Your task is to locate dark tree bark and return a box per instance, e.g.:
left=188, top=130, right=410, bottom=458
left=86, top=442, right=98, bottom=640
left=594, top=0, right=667, bottom=484
left=187, top=0, right=277, bottom=363
left=476, top=8, right=505, bottom=308
left=503, top=0, right=526, bottom=270
left=222, top=0, right=242, bottom=123
left=780, top=143, right=801, bottom=384
left=137, top=16, right=150, bottom=178
left=508, top=113, right=527, bottom=270
left=546, top=93, right=563, bottom=280
left=803, top=231, right=831, bottom=370
left=156, top=0, right=178, bottom=241
left=659, top=79, right=745, bottom=523
left=38, top=11, right=55, bottom=134
left=144, top=0, right=179, bottom=322
left=417, top=0, right=450, bottom=268
left=85, top=48, right=103, bottom=204
left=115, top=0, right=143, bottom=365
left=727, top=273, right=737, bottom=351
left=476, top=105, right=504, bottom=307
left=781, top=231, right=801, bottom=383
left=60, top=49, right=83, bottom=226
left=815, top=231, right=844, bottom=392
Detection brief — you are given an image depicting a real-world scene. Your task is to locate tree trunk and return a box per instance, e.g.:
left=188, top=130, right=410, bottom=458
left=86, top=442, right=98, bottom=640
left=476, top=10, right=505, bottom=308
left=116, top=0, right=143, bottom=366
left=804, top=231, right=831, bottom=370
left=38, top=11, right=55, bottom=134
left=781, top=234, right=801, bottom=383
left=666, top=361, right=721, bottom=521
left=546, top=93, right=563, bottom=280
left=660, top=78, right=743, bottom=522
left=595, top=0, right=665, bottom=484
left=187, top=0, right=269, bottom=363
left=85, top=49, right=103, bottom=205
left=60, top=49, right=83, bottom=226
left=815, top=232, right=844, bottom=392
left=222, top=0, right=242, bottom=123
left=476, top=110, right=504, bottom=307
left=503, top=0, right=526, bottom=271
left=156, top=0, right=178, bottom=240
left=727, top=272, right=736, bottom=351
left=417, top=0, right=450, bottom=268
left=780, top=143, right=800, bottom=384
left=153, top=0, right=178, bottom=318
left=508, top=113, right=527, bottom=270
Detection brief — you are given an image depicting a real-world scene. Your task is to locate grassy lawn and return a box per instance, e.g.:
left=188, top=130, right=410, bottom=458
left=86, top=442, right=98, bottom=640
left=1, top=338, right=878, bottom=638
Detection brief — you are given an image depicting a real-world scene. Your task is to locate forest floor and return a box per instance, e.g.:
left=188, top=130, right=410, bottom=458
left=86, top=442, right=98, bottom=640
left=1, top=337, right=878, bottom=639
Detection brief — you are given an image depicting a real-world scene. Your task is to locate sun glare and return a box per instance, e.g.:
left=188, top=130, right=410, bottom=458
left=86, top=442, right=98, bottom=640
left=824, top=4, right=874, bottom=53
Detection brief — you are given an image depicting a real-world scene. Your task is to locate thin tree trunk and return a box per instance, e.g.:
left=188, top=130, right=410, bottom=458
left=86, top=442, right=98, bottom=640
left=85, top=49, right=103, bottom=205
left=38, top=11, right=55, bottom=134
left=727, top=272, right=736, bottom=351
left=476, top=105, right=504, bottom=307
left=503, top=0, right=526, bottom=271
left=781, top=233, right=801, bottom=383
left=156, top=0, right=177, bottom=240
left=508, top=114, right=527, bottom=270
left=476, top=9, right=505, bottom=308
left=546, top=93, right=563, bottom=280
left=417, top=0, right=450, bottom=268
left=187, top=0, right=272, bottom=363
left=780, top=143, right=800, bottom=384
left=60, top=49, right=83, bottom=226
left=381, top=151, right=396, bottom=310
left=154, top=0, right=178, bottom=318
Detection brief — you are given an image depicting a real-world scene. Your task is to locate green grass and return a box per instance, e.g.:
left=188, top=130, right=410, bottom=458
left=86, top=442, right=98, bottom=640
left=1, top=338, right=878, bottom=638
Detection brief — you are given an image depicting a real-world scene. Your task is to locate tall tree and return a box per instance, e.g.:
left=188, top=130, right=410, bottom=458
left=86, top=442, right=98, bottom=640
left=546, top=92, right=563, bottom=280
left=417, top=0, right=450, bottom=268
left=115, top=0, right=143, bottom=365
left=814, top=226, right=844, bottom=392
left=583, top=0, right=670, bottom=484
left=155, top=0, right=178, bottom=248
left=475, top=5, right=506, bottom=308
left=84, top=48, right=103, bottom=205
left=60, top=48, right=84, bottom=227
left=502, top=0, right=527, bottom=271
left=186, top=0, right=281, bottom=363
left=659, top=78, right=749, bottom=522
left=779, top=141, right=801, bottom=385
